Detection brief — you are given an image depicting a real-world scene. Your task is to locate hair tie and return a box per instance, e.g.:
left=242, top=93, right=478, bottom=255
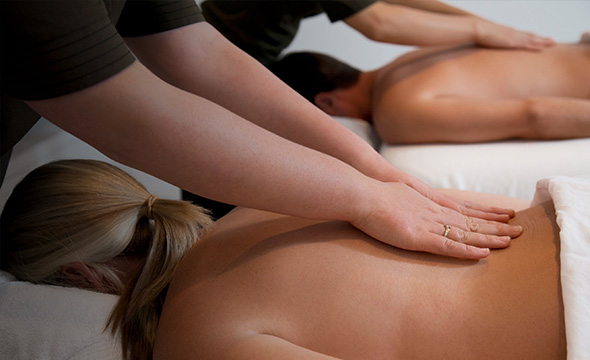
left=144, top=194, right=158, bottom=219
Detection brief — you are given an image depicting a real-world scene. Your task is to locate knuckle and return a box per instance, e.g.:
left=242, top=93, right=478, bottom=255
left=456, top=229, right=469, bottom=244
left=488, top=234, right=500, bottom=245
left=440, top=237, right=472, bottom=257
left=441, top=237, right=457, bottom=252
left=463, top=200, right=474, bottom=210
left=465, top=216, right=479, bottom=232
left=425, top=191, right=435, bottom=202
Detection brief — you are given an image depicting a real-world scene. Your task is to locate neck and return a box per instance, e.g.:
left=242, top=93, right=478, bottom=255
left=354, top=71, right=377, bottom=123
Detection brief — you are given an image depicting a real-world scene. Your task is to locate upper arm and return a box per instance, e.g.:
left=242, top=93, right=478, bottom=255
left=342, top=2, right=476, bottom=46
left=342, top=0, right=474, bottom=38
left=380, top=0, right=473, bottom=16
left=342, top=2, right=396, bottom=42
left=374, top=96, right=532, bottom=144
left=123, top=22, right=392, bottom=183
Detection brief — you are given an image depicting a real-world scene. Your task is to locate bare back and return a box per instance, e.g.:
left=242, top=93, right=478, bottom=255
left=155, top=202, right=565, bottom=359
left=375, top=43, right=590, bottom=100
left=372, top=44, right=590, bottom=143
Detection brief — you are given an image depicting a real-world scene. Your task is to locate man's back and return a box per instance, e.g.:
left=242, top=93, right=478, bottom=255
left=376, top=43, right=590, bottom=103
left=372, top=43, right=590, bottom=143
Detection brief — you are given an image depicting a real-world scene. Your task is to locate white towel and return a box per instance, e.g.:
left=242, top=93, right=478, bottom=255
left=0, top=273, right=121, bottom=360
left=532, top=176, right=590, bottom=360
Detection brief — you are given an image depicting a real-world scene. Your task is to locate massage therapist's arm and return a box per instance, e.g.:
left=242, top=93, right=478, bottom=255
left=26, top=23, right=520, bottom=259
left=123, top=23, right=391, bottom=184
left=124, top=23, right=515, bottom=223
left=343, top=0, right=554, bottom=50
left=25, top=61, right=371, bottom=227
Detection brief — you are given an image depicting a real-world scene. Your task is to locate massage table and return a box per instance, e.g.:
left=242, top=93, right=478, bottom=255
left=336, top=116, right=590, bottom=201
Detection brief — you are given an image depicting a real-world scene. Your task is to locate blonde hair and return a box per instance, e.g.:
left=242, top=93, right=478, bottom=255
left=1, top=160, right=212, bottom=360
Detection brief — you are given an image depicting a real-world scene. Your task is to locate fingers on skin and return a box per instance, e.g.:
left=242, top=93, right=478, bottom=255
left=522, top=33, right=555, bottom=51
left=462, top=216, right=522, bottom=238
left=460, top=207, right=511, bottom=223
left=461, top=200, right=516, bottom=218
left=530, top=33, right=555, bottom=46
left=440, top=207, right=522, bottom=238
left=425, top=214, right=521, bottom=257
left=436, top=193, right=514, bottom=223
left=444, top=225, right=511, bottom=249
left=420, top=233, right=490, bottom=260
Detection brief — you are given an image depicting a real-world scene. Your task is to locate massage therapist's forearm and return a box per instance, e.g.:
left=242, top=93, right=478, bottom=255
left=124, top=23, right=397, bottom=183
left=345, top=2, right=553, bottom=50
left=345, top=3, right=481, bottom=46
left=383, top=0, right=473, bottom=16
left=25, top=62, right=375, bottom=223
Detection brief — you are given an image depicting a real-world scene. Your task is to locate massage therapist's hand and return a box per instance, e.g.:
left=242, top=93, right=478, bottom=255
left=473, top=19, right=555, bottom=51
left=374, top=164, right=517, bottom=224
left=351, top=181, right=522, bottom=260
left=400, top=173, right=517, bottom=224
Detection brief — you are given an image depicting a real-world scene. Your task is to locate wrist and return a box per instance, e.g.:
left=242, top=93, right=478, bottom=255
left=347, top=177, right=389, bottom=229
left=349, top=146, right=404, bottom=183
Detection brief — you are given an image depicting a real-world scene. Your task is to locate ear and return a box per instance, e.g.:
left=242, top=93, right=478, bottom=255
left=314, top=92, right=338, bottom=114
left=61, top=262, right=114, bottom=293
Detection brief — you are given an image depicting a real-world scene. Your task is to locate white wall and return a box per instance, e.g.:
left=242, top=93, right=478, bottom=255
left=285, top=0, right=590, bottom=70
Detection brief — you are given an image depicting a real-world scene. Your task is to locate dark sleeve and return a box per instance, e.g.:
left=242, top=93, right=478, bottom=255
left=320, top=0, right=377, bottom=22
left=116, top=0, right=204, bottom=37
left=0, top=0, right=205, bottom=101
left=1, top=0, right=135, bottom=101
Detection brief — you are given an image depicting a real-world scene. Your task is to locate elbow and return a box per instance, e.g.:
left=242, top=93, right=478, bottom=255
left=347, top=5, right=398, bottom=43
left=359, top=17, right=388, bottom=43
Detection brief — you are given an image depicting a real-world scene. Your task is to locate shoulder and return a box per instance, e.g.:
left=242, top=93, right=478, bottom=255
left=1, top=1, right=134, bottom=100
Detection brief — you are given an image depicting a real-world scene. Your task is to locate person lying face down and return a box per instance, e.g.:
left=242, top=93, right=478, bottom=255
left=0, top=160, right=213, bottom=360
left=1, top=160, right=565, bottom=359
left=270, top=42, right=590, bottom=144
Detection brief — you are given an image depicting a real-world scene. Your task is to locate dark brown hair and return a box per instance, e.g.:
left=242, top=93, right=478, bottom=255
left=269, top=51, right=361, bottom=103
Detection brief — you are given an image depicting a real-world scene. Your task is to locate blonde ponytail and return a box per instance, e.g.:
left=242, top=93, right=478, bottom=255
left=1, top=160, right=212, bottom=360
left=109, top=196, right=212, bottom=360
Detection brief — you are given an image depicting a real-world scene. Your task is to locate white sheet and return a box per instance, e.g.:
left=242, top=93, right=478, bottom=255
left=0, top=271, right=121, bottom=360
left=333, top=116, right=590, bottom=200
left=380, top=139, right=590, bottom=200
left=334, top=116, right=381, bottom=150
left=532, top=176, right=590, bottom=360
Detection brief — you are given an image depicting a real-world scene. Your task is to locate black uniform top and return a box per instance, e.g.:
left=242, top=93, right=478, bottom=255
left=0, top=0, right=204, bottom=182
left=202, top=0, right=375, bottom=66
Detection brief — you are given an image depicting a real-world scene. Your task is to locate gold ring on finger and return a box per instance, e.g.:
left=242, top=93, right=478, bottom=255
left=443, top=224, right=451, bottom=238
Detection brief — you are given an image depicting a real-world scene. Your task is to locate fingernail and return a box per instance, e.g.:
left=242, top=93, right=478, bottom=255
left=479, top=248, right=490, bottom=257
